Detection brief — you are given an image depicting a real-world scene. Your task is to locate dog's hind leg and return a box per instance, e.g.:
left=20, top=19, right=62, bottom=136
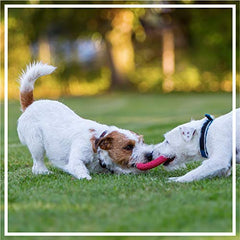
left=29, top=143, right=52, bottom=175
left=24, top=129, right=52, bottom=175
left=28, top=144, right=52, bottom=175
left=18, top=118, right=52, bottom=175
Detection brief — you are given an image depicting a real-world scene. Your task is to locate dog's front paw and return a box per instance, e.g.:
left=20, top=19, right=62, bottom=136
left=167, top=177, right=180, bottom=182
left=75, top=173, right=92, bottom=180
left=32, top=166, right=53, bottom=175
left=83, top=174, right=92, bottom=180
left=168, top=176, right=192, bottom=183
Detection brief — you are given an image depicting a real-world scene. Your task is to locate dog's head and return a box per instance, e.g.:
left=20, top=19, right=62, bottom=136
left=153, top=120, right=201, bottom=171
left=92, top=129, right=154, bottom=174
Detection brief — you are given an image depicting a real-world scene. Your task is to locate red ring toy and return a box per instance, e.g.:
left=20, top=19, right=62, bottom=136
left=136, top=156, right=168, bottom=171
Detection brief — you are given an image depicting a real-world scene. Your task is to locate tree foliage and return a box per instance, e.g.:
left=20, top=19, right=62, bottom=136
left=5, top=5, right=236, bottom=98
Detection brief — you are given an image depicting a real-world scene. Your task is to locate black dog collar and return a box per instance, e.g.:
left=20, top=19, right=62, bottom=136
left=199, top=114, right=214, bottom=158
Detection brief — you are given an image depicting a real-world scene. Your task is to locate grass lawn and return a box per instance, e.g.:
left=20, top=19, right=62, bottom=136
left=1, top=92, right=239, bottom=239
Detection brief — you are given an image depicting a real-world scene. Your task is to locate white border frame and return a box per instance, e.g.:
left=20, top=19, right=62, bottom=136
left=4, top=3, right=236, bottom=237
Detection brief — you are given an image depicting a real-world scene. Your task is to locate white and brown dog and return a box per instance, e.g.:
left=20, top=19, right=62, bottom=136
left=17, top=62, right=153, bottom=180
left=153, top=110, right=240, bottom=182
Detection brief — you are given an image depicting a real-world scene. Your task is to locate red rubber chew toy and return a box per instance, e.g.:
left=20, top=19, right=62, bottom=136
left=136, top=156, right=168, bottom=171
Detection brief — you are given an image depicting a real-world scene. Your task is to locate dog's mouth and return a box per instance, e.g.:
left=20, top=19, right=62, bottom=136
left=163, top=156, right=175, bottom=166
left=98, top=158, right=114, bottom=173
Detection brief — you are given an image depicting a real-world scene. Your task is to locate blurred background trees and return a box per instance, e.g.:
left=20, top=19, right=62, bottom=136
left=4, top=5, right=237, bottom=99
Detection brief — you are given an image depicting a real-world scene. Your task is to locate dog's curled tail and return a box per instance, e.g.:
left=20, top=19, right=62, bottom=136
left=19, top=62, right=56, bottom=111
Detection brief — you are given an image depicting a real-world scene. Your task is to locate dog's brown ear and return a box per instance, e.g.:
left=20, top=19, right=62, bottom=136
left=97, top=136, right=113, bottom=150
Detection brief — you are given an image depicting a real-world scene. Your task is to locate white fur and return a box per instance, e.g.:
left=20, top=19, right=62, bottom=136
left=17, top=63, right=153, bottom=180
left=153, top=110, right=240, bottom=182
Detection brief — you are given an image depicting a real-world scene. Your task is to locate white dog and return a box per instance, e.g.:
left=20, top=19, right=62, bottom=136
left=17, top=62, right=154, bottom=180
left=153, top=110, right=240, bottom=182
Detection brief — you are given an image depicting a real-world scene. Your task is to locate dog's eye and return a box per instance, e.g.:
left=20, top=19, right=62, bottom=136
left=165, top=140, right=169, bottom=144
left=123, top=144, right=134, bottom=151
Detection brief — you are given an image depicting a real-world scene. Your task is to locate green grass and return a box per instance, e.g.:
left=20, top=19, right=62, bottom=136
left=1, top=92, right=240, bottom=239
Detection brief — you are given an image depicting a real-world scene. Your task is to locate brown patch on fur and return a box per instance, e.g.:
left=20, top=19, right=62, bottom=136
left=98, top=131, right=136, bottom=167
left=20, top=91, right=34, bottom=111
left=89, top=129, right=97, bottom=153
left=90, top=135, right=97, bottom=153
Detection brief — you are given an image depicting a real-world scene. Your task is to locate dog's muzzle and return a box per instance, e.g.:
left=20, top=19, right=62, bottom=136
left=98, top=158, right=114, bottom=174
left=98, top=158, right=106, bottom=168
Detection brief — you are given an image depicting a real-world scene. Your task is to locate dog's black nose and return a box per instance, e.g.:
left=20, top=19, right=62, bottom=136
left=145, top=152, right=153, bottom=162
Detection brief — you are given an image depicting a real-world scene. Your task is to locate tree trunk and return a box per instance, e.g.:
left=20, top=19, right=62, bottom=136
left=105, top=41, right=125, bottom=89
left=106, top=9, right=135, bottom=90
left=162, top=28, right=175, bottom=92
